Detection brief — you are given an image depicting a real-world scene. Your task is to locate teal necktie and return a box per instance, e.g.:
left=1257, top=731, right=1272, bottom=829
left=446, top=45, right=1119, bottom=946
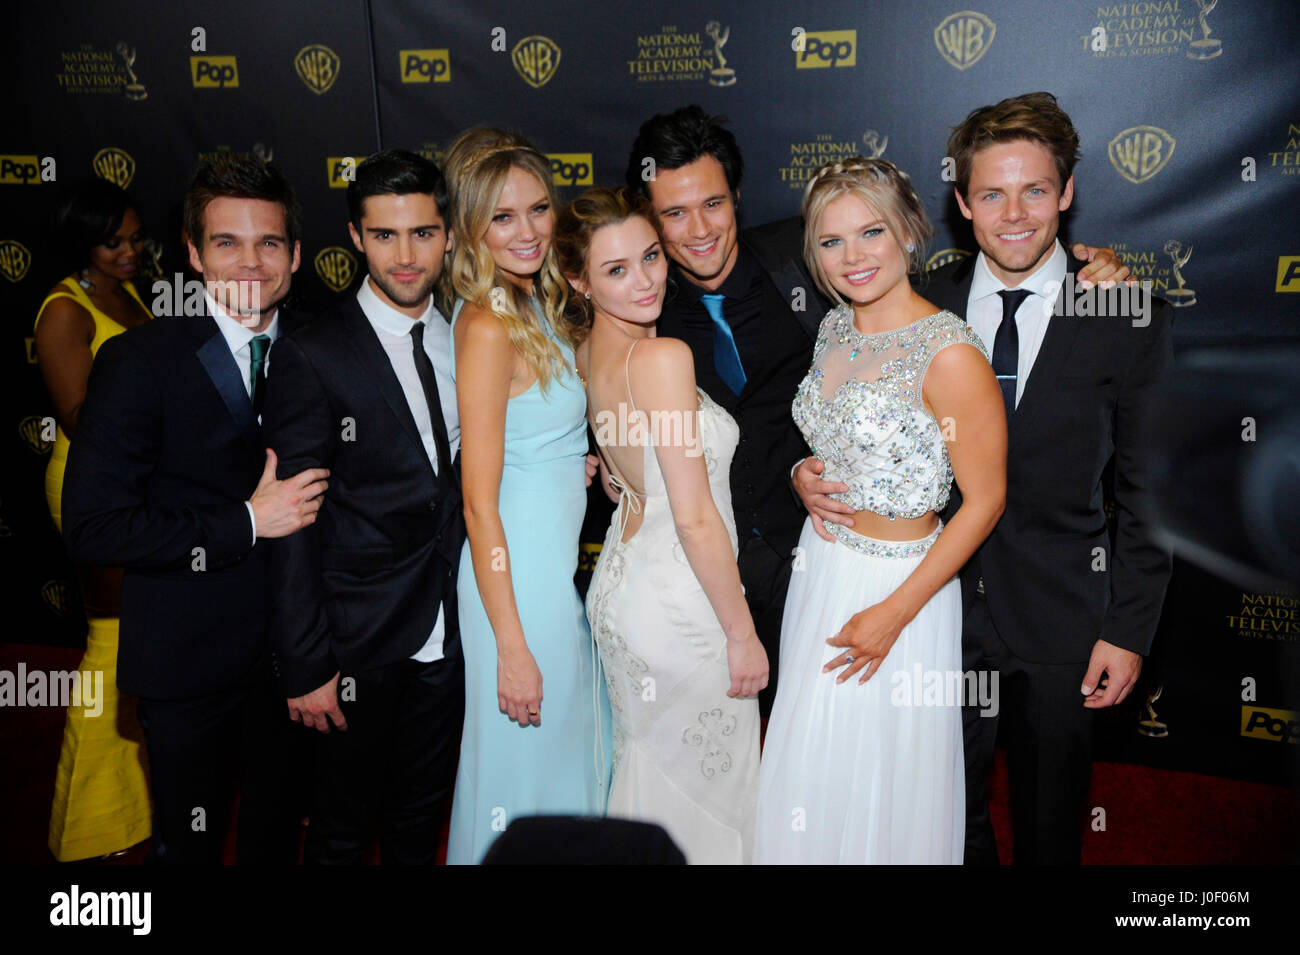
left=700, top=293, right=747, bottom=396
left=249, top=334, right=271, bottom=414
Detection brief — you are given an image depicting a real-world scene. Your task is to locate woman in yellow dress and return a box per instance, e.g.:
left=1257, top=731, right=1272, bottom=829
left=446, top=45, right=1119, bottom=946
left=34, top=178, right=153, bottom=860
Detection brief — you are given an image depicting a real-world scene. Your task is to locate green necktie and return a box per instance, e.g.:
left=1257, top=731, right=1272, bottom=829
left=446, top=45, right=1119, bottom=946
left=249, top=334, right=271, bottom=414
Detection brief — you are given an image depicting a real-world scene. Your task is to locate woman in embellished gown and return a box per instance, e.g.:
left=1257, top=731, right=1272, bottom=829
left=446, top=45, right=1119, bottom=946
left=754, top=158, right=1006, bottom=864
left=556, top=187, right=768, bottom=864
left=445, top=135, right=610, bottom=864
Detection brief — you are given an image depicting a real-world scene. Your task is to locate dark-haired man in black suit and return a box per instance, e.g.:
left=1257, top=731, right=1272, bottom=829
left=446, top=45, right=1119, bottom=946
left=626, top=105, right=1130, bottom=717
left=63, top=156, right=325, bottom=863
left=263, top=149, right=465, bottom=864
left=798, top=92, right=1173, bottom=864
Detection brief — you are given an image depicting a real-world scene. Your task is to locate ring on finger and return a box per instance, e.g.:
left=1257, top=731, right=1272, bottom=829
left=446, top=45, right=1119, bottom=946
left=844, top=652, right=854, bottom=664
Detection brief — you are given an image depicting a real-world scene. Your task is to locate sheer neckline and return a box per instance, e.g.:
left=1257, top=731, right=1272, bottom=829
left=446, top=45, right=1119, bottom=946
left=841, top=305, right=952, bottom=340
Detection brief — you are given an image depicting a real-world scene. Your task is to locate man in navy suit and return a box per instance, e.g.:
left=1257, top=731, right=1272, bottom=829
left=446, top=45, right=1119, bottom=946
left=63, top=156, right=326, bottom=863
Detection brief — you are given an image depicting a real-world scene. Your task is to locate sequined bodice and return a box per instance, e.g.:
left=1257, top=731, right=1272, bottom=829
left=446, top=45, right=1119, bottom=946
left=791, top=305, right=988, bottom=521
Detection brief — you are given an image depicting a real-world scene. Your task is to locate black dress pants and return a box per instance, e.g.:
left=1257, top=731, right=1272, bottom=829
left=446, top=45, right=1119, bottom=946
left=135, top=659, right=305, bottom=864
left=304, top=651, right=464, bottom=865
left=962, top=593, right=1096, bottom=865
left=739, top=528, right=798, bottom=719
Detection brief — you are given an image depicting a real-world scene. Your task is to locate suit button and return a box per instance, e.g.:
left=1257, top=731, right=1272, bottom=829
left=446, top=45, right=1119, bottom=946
left=746, top=484, right=754, bottom=494
left=428, top=500, right=438, bottom=512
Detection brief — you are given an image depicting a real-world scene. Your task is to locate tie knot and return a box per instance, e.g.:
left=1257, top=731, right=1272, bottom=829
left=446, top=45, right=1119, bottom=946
left=249, top=334, right=271, bottom=362
left=700, top=293, right=726, bottom=322
left=410, top=320, right=426, bottom=347
left=997, top=288, right=1033, bottom=319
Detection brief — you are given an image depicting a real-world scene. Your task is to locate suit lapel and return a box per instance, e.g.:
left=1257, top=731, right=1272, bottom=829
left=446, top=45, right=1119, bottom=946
left=1006, top=273, right=1083, bottom=450
left=193, top=315, right=261, bottom=448
left=340, top=298, right=436, bottom=481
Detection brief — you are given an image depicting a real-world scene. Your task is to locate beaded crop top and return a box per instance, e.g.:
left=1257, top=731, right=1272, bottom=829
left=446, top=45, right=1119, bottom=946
left=791, top=304, right=988, bottom=526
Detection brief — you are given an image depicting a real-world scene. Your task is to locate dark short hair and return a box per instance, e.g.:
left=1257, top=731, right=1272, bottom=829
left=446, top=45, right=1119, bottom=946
left=946, top=91, right=1081, bottom=199
left=54, top=177, right=137, bottom=275
left=182, top=155, right=301, bottom=249
left=624, top=105, right=744, bottom=199
left=347, top=148, right=449, bottom=230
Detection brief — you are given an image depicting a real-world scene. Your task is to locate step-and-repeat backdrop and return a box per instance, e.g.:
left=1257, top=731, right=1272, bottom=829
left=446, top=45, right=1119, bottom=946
left=4, top=1, right=1298, bottom=784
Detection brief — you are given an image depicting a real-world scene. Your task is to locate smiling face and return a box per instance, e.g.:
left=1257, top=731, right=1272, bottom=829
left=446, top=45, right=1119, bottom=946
left=348, top=191, right=451, bottom=318
left=87, top=206, right=145, bottom=283
left=187, top=196, right=300, bottom=330
left=570, top=215, right=667, bottom=329
left=483, top=164, right=553, bottom=291
left=955, top=139, right=1074, bottom=285
left=814, top=193, right=911, bottom=311
left=646, top=155, right=739, bottom=292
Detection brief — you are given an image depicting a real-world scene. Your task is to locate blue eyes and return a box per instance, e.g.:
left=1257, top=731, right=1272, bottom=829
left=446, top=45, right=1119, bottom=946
left=819, top=228, right=883, bottom=248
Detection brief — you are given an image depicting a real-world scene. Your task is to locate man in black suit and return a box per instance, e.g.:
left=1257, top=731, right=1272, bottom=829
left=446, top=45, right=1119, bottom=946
left=625, top=105, right=1128, bottom=717
left=262, top=150, right=464, bottom=864
left=800, top=92, right=1174, bottom=864
left=62, top=156, right=326, bottom=863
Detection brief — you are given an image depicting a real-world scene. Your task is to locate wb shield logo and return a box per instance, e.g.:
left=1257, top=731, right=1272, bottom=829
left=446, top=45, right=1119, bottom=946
left=315, top=247, right=357, bottom=293
left=935, top=11, right=996, bottom=70
left=295, top=44, right=340, bottom=94
left=512, top=36, right=561, bottom=88
left=548, top=154, right=593, bottom=187
left=796, top=30, right=857, bottom=69
left=93, top=148, right=135, bottom=188
left=20, top=415, right=53, bottom=455
left=42, top=579, right=72, bottom=616
left=401, top=49, right=449, bottom=83
left=191, top=55, right=239, bottom=88
left=1108, top=126, right=1175, bottom=184
left=0, top=155, right=41, bottom=185
left=0, top=240, right=31, bottom=282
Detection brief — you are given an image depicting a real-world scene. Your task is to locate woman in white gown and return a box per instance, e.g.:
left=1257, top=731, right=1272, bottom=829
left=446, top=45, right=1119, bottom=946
left=556, top=187, right=769, bottom=864
left=754, top=158, right=1006, bottom=864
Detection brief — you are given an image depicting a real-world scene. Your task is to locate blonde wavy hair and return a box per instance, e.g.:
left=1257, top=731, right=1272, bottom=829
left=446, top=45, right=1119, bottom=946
left=446, top=132, right=580, bottom=391
left=800, top=156, right=933, bottom=303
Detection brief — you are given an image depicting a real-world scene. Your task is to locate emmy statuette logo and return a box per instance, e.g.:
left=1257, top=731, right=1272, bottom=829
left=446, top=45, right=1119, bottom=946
left=315, top=247, right=357, bottom=293
left=295, top=45, right=341, bottom=94
left=1188, top=0, right=1223, bottom=60
left=42, top=580, right=73, bottom=616
left=116, top=41, right=148, bottom=100
left=862, top=130, right=888, bottom=158
left=934, top=11, right=996, bottom=70
left=0, top=240, right=31, bottom=282
left=1137, top=686, right=1169, bottom=738
left=512, top=36, right=561, bottom=88
left=92, top=148, right=136, bottom=188
left=1163, top=240, right=1196, bottom=306
left=1108, top=126, right=1176, bottom=184
left=705, top=21, right=736, bottom=86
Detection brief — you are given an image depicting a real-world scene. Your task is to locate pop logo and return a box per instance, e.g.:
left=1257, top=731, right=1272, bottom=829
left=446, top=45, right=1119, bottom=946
left=1241, top=705, right=1299, bottom=743
left=0, top=155, right=41, bottom=185
left=796, top=30, right=857, bottom=68
left=548, top=153, right=593, bottom=187
left=400, top=49, right=450, bottom=83
left=190, top=55, right=239, bottom=87
left=326, top=156, right=365, bottom=188
left=1275, top=256, right=1300, bottom=293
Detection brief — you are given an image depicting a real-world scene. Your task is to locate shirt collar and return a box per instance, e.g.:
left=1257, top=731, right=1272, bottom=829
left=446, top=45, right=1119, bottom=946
left=204, top=291, right=278, bottom=352
left=356, top=275, right=437, bottom=335
left=970, top=239, right=1068, bottom=303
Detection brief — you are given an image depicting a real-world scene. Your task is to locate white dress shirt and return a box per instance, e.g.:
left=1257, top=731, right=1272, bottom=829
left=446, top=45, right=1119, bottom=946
left=205, top=292, right=279, bottom=545
left=355, top=277, right=460, bottom=662
left=965, top=239, right=1067, bottom=408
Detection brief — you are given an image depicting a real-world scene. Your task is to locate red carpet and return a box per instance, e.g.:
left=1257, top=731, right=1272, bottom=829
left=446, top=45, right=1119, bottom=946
left=3, top=641, right=1295, bottom=864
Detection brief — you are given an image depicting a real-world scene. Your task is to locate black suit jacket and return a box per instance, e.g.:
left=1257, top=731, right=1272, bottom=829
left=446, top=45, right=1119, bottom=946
left=657, top=216, right=830, bottom=559
left=922, top=255, right=1174, bottom=663
left=261, top=297, right=465, bottom=698
left=62, top=307, right=307, bottom=700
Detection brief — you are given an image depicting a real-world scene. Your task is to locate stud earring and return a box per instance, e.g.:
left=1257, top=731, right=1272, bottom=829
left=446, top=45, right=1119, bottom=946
left=584, top=292, right=590, bottom=299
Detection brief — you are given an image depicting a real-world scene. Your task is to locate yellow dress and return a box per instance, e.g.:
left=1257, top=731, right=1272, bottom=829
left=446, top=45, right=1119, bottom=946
left=36, top=275, right=153, bottom=861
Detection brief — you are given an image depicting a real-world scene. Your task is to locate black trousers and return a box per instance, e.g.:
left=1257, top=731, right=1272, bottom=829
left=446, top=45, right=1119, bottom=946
left=738, top=528, right=798, bottom=719
left=304, top=650, right=464, bottom=865
left=962, top=594, right=1095, bottom=865
left=135, top=660, right=306, bottom=864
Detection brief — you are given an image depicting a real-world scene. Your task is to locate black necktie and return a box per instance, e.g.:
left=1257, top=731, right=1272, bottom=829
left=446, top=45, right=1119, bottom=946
left=249, top=334, right=271, bottom=416
left=410, top=322, right=453, bottom=484
left=993, top=289, right=1032, bottom=418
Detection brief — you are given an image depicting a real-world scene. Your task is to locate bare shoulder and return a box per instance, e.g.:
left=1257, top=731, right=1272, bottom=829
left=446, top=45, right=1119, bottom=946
left=455, top=301, right=510, bottom=348
left=629, top=336, right=693, bottom=375
left=36, top=293, right=92, bottom=336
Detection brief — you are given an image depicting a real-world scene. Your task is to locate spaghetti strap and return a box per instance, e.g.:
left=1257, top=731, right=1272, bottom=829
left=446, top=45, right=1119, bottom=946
left=623, top=338, right=641, bottom=414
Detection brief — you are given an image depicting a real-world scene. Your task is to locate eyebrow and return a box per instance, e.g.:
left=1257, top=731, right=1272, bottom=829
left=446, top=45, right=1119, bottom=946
left=365, top=223, right=442, bottom=233
left=208, top=232, right=286, bottom=242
